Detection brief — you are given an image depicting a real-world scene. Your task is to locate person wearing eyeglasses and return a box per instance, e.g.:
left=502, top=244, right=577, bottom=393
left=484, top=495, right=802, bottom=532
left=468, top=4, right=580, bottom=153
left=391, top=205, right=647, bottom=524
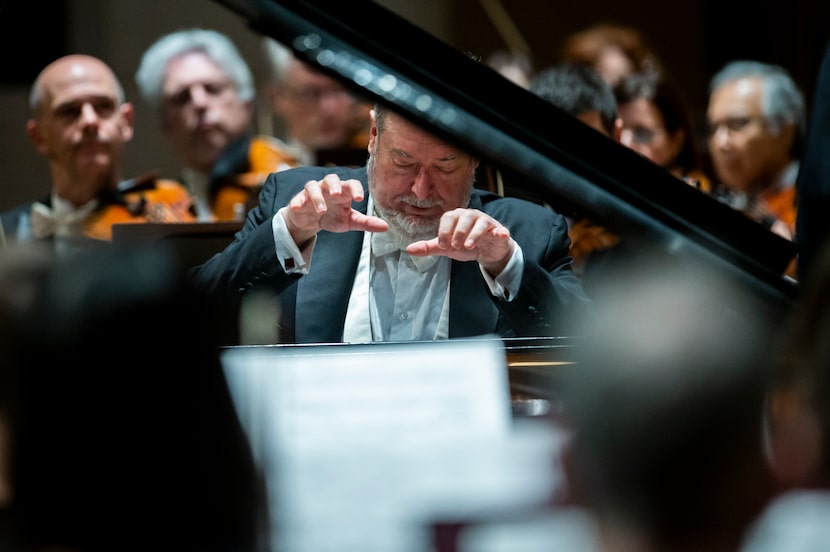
left=135, top=29, right=300, bottom=222
left=614, top=71, right=711, bottom=192
left=261, top=38, right=372, bottom=168
left=705, top=60, right=806, bottom=241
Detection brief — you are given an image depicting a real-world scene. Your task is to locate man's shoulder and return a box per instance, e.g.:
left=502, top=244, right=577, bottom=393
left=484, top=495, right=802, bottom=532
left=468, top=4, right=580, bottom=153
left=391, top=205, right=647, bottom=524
left=0, top=200, right=36, bottom=243
left=1, top=200, right=36, bottom=221
left=474, top=189, right=558, bottom=217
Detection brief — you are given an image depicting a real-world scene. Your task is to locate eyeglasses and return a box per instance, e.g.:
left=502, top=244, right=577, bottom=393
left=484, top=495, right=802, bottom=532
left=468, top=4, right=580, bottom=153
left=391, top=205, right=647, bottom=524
left=284, top=86, right=354, bottom=105
left=621, top=125, right=665, bottom=144
left=706, top=115, right=766, bottom=137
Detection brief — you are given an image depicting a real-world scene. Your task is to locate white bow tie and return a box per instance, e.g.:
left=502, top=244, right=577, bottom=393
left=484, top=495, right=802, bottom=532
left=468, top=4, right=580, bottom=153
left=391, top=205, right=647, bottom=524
left=370, top=231, right=440, bottom=272
left=30, top=200, right=98, bottom=239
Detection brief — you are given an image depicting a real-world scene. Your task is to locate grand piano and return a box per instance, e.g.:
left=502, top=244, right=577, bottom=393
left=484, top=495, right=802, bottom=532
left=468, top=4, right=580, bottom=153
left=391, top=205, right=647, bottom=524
left=212, top=0, right=798, bottom=397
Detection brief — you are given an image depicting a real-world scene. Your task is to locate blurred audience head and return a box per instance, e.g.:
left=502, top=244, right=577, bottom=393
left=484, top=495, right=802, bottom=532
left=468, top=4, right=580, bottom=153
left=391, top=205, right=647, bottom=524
left=706, top=60, right=805, bottom=194
left=530, top=63, right=621, bottom=138
left=485, top=49, right=535, bottom=89
left=615, top=71, right=701, bottom=178
left=558, top=22, right=661, bottom=88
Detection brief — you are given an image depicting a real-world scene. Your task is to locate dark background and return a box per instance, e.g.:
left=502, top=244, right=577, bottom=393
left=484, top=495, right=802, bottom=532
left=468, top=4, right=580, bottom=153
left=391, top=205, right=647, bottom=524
left=451, top=0, right=828, bottom=141
left=1, top=0, right=828, bottom=211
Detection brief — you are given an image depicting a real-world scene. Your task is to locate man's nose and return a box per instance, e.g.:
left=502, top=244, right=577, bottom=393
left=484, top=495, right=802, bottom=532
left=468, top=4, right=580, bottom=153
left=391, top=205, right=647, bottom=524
left=189, top=85, right=209, bottom=107
left=411, top=168, right=432, bottom=200
left=79, top=103, right=99, bottom=124
left=709, top=125, right=731, bottom=150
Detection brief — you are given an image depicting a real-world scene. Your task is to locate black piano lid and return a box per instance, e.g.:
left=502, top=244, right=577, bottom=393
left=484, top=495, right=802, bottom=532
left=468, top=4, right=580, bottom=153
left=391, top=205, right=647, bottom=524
left=213, top=0, right=797, bottom=314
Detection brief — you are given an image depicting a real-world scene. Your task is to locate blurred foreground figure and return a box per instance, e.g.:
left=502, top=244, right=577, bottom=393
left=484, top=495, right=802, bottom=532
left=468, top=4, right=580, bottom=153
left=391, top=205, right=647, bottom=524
left=741, top=235, right=830, bottom=551
left=0, top=244, right=267, bottom=551
left=560, top=258, right=778, bottom=552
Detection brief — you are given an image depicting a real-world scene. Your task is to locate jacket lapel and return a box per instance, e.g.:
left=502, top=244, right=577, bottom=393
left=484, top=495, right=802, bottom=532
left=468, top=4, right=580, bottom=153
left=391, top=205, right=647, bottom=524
left=295, top=191, right=368, bottom=342
left=449, top=260, right=498, bottom=337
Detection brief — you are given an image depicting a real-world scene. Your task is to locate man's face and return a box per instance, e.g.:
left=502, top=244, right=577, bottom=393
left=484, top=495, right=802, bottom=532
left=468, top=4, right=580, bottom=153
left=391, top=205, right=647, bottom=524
left=28, top=56, right=133, bottom=203
left=618, top=98, right=683, bottom=170
left=707, top=77, right=794, bottom=193
left=270, top=61, right=366, bottom=151
left=366, top=110, right=479, bottom=240
left=159, top=51, right=252, bottom=173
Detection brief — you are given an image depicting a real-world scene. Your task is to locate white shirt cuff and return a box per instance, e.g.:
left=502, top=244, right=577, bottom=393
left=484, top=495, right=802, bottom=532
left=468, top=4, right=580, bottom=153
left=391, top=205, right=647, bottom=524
left=479, top=240, right=523, bottom=301
left=273, top=207, right=315, bottom=274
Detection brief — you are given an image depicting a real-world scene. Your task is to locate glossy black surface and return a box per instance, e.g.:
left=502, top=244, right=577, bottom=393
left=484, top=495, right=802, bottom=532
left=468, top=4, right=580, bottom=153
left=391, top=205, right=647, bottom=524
left=213, top=0, right=797, bottom=321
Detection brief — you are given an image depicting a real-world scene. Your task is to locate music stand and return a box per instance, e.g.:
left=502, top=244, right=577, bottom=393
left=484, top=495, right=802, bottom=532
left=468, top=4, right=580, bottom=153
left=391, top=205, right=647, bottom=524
left=111, top=221, right=243, bottom=269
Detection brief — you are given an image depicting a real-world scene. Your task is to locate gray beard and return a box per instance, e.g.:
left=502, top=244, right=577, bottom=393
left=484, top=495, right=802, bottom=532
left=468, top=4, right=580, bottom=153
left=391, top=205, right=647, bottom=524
left=367, top=155, right=440, bottom=242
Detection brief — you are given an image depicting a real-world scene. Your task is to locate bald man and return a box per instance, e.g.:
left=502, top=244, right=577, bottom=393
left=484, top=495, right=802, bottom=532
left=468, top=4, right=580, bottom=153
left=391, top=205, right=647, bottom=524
left=0, top=54, right=192, bottom=252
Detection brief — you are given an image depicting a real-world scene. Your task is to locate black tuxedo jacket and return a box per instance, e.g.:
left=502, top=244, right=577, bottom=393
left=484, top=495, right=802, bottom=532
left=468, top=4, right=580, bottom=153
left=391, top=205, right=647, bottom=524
left=190, top=165, right=590, bottom=343
left=0, top=198, right=40, bottom=245
left=796, top=41, right=830, bottom=285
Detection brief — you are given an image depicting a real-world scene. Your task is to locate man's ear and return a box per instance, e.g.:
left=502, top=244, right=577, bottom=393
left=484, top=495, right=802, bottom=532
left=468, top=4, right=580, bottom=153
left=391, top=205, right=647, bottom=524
left=367, top=109, right=378, bottom=155
left=120, top=102, right=135, bottom=142
left=26, top=119, right=49, bottom=156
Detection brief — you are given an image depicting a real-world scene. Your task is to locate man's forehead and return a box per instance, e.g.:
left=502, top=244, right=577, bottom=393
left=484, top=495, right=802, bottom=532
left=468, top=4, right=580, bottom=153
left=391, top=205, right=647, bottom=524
left=714, top=78, right=763, bottom=105
left=163, top=52, right=230, bottom=90
left=50, top=79, right=117, bottom=107
left=709, top=78, right=764, bottom=117
left=385, top=114, right=467, bottom=159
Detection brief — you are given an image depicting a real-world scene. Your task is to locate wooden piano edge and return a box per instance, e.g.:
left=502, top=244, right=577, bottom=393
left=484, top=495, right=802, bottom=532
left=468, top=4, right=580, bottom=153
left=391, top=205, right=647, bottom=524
left=219, top=336, right=578, bottom=407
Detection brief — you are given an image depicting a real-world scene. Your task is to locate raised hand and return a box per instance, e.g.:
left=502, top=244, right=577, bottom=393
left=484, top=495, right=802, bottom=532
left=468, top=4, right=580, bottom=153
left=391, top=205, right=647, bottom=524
left=405, top=208, right=516, bottom=276
left=282, top=173, right=388, bottom=246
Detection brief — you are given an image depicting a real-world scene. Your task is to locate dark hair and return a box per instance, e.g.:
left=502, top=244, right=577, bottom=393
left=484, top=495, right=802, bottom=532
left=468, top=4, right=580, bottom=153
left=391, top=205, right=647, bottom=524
left=529, top=63, right=618, bottom=136
left=614, top=71, right=700, bottom=174
left=8, top=246, right=268, bottom=551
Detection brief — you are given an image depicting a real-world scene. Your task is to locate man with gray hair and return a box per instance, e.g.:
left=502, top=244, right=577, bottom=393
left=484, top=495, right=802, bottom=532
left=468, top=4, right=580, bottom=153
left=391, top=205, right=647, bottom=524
left=706, top=60, right=806, bottom=242
left=136, top=28, right=298, bottom=221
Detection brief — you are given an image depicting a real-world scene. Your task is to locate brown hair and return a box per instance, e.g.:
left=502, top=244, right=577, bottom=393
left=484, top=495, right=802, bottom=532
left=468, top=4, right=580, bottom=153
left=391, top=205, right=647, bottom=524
left=559, top=23, right=661, bottom=79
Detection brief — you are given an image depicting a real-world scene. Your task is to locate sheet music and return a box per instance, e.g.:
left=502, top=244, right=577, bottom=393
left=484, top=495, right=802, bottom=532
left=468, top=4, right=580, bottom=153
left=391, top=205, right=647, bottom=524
left=221, top=338, right=566, bottom=552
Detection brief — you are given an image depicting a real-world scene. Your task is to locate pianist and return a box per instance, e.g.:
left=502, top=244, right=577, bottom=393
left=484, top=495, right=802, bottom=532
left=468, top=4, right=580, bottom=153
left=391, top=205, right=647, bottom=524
left=189, top=103, right=590, bottom=344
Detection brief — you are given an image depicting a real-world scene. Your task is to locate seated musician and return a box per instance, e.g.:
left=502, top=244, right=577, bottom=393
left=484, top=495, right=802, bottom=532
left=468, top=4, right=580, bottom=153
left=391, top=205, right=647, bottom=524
left=189, top=103, right=592, bottom=345
left=135, top=28, right=299, bottom=223
left=0, top=54, right=194, bottom=255
left=261, top=37, right=373, bottom=167
left=706, top=60, right=805, bottom=242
